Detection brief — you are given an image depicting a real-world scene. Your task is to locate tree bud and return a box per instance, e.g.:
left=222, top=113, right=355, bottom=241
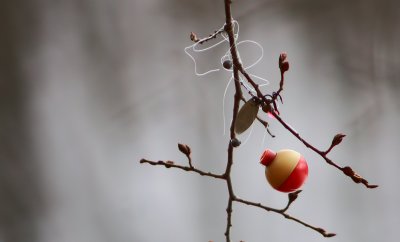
left=178, top=143, right=191, bottom=155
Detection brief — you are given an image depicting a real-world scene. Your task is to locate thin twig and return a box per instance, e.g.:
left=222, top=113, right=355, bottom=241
left=237, top=51, right=377, bottom=189
left=139, top=159, right=224, bottom=180
left=191, top=28, right=225, bottom=45
left=271, top=111, right=378, bottom=188
left=140, top=143, right=336, bottom=239
left=139, top=1, right=377, bottom=241
left=234, top=196, right=335, bottom=238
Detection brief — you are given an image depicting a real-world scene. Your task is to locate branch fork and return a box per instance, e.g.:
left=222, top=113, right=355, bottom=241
left=139, top=1, right=377, bottom=241
left=140, top=143, right=334, bottom=239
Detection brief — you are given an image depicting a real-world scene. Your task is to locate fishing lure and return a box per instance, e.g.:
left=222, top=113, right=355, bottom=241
left=235, top=97, right=260, bottom=134
left=260, top=149, right=309, bottom=192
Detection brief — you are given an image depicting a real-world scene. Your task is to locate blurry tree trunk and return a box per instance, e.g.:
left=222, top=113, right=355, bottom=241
left=0, top=1, right=44, bottom=241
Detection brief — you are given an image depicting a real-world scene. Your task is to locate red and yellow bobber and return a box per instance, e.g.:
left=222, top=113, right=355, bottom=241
left=260, top=149, right=308, bottom=193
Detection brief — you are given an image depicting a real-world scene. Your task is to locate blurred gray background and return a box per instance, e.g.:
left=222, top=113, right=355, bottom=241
left=1, top=0, right=399, bottom=241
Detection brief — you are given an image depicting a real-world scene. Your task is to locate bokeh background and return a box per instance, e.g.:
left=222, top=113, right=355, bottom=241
left=1, top=0, right=399, bottom=241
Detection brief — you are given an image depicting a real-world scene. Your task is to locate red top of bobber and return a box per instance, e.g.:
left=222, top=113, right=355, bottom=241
left=260, top=149, right=277, bottom=166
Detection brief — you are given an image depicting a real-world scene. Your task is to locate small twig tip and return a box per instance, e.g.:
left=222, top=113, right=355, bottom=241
left=326, top=233, right=337, bottom=238
left=178, top=143, right=191, bottom=155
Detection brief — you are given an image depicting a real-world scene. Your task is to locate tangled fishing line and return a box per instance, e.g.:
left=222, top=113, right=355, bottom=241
left=184, top=20, right=272, bottom=145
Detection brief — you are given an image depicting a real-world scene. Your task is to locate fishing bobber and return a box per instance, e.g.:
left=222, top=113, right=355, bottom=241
left=260, top=149, right=308, bottom=193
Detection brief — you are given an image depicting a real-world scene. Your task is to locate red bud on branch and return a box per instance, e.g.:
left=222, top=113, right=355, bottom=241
left=279, top=53, right=289, bottom=73
left=279, top=53, right=287, bottom=63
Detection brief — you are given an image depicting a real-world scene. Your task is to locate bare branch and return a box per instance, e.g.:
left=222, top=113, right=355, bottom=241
left=236, top=50, right=377, bottom=189
left=140, top=159, right=224, bottom=180
left=190, top=28, right=224, bottom=45
left=139, top=1, right=377, bottom=241
left=271, top=111, right=378, bottom=189
left=234, top=195, right=336, bottom=238
left=222, top=0, right=244, bottom=240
